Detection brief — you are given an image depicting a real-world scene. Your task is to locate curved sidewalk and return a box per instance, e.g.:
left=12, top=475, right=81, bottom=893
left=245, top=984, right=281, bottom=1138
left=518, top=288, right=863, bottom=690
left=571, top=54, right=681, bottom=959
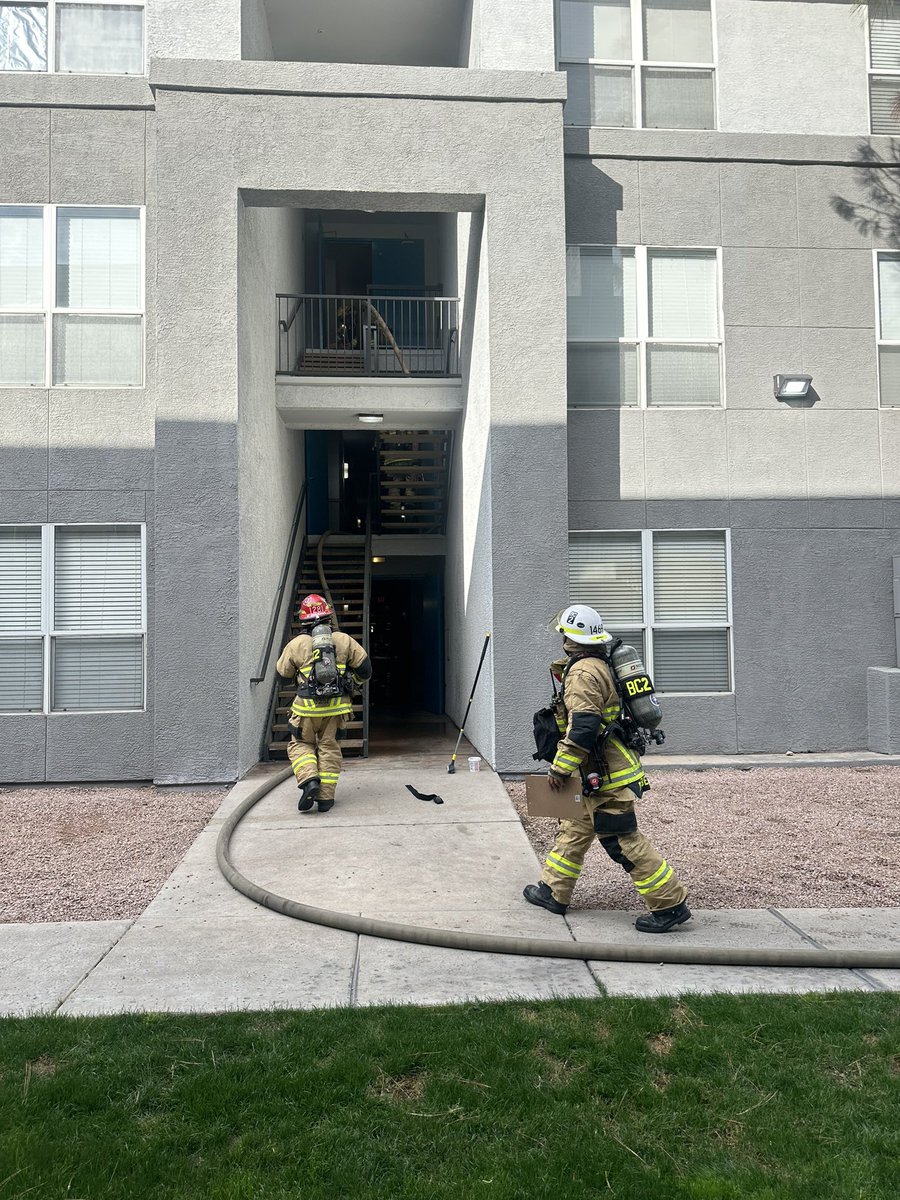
left=2, top=755, right=898, bottom=1016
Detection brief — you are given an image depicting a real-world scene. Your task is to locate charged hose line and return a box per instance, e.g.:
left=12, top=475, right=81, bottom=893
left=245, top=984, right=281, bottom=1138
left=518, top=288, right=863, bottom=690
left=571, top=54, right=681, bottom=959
left=316, top=530, right=339, bottom=631
left=216, top=768, right=900, bottom=971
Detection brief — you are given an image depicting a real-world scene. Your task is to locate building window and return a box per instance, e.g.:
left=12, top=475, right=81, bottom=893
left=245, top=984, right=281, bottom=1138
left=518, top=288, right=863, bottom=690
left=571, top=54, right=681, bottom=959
left=0, top=204, right=143, bottom=387
left=568, top=529, right=732, bottom=692
left=869, top=2, right=900, bottom=134
left=0, top=2, right=144, bottom=74
left=567, top=245, right=722, bottom=407
left=877, top=252, right=900, bottom=406
left=557, top=0, right=716, bottom=129
left=0, top=523, right=145, bottom=713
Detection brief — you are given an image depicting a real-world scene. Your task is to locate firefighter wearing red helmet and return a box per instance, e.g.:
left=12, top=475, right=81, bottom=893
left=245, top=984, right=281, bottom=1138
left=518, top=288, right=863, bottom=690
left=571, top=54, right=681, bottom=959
left=276, top=593, right=372, bottom=813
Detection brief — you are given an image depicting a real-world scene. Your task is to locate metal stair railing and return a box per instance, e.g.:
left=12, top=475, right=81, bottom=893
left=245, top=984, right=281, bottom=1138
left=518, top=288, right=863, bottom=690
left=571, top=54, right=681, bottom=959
left=256, top=482, right=308, bottom=761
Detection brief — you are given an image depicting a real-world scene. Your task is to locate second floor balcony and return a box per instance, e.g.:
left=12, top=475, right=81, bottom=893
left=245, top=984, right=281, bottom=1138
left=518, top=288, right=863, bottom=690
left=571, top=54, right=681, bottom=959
left=277, top=293, right=460, bottom=379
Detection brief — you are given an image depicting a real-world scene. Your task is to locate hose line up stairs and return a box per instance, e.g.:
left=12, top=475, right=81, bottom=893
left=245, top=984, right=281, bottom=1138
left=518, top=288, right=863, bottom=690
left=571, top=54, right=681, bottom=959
left=266, top=533, right=371, bottom=761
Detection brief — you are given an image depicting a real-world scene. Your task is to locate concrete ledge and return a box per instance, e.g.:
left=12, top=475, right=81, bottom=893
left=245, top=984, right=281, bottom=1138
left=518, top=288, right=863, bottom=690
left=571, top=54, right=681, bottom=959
left=150, top=59, right=568, bottom=104
left=868, top=667, right=900, bottom=754
left=276, top=377, right=463, bottom=430
left=564, top=127, right=900, bottom=166
left=0, top=74, right=154, bottom=109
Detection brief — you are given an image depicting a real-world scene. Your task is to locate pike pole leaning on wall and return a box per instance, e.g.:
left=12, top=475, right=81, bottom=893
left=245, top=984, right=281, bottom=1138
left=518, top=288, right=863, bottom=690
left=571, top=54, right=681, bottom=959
left=448, top=632, right=491, bottom=774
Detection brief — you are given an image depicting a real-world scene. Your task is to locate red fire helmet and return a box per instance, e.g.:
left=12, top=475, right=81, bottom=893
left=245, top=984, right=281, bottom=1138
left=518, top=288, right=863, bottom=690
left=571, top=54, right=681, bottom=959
left=298, top=593, right=334, bottom=624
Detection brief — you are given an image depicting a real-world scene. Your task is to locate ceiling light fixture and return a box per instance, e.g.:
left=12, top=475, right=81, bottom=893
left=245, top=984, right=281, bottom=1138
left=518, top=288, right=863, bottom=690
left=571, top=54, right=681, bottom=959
left=358, top=413, right=384, bottom=423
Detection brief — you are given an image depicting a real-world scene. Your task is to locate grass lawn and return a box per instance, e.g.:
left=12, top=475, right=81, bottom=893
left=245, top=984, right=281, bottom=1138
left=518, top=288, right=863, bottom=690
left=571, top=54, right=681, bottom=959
left=0, top=992, right=897, bottom=1199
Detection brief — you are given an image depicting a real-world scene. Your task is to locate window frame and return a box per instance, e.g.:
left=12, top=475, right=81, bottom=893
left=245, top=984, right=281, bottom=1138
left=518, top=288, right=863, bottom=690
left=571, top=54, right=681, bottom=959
left=0, top=521, right=147, bottom=715
left=0, top=0, right=146, bottom=75
left=0, top=202, right=145, bottom=388
left=555, top=0, right=719, bottom=130
left=569, top=527, right=734, bottom=695
left=866, top=2, right=900, bottom=136
left=874, top=248, right=900, bottom=408
left=566, top=243, right=725, bottom=409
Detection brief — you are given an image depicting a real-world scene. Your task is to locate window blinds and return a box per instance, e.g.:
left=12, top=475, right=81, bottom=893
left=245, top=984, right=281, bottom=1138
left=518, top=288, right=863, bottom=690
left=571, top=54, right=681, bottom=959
left=56, top=207, right=140, bottom=310
left=52, top=635, right=143, bottom=711
left=643, top=0, right=712, bottom=62
left=569, top=532, right=643, bottom=623
left=52, top=314, right=142, bottom=386
left=560, top=0, right=632, bottom=60
left=0, top=206, right=43, bottom=307
left=870, top=10, right=900, bottom=71
left=0, top=525, right=42, bottom=633
left=568, top=342, right=639, bottom=406
left=878, top=256, right=900, bottom=339
left=648, top=251, right=718, bottom=339
left=0, top=313, right=44, bottom=386
left=652, top=530, right=728, bottom=622
left=567, top=248, right=637, bottom=339
left=54, top=525, right=142, bottom=631
left=0, top=526, right=43, bottom=712
left=56, top=3, right=144, bottom=74
left=653, top=628, right=730, bottom=691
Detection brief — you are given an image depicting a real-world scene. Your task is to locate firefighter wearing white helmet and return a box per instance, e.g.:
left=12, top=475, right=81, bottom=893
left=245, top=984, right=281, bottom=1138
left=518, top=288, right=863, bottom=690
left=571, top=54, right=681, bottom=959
left=523, top=603, right=691, bottom=933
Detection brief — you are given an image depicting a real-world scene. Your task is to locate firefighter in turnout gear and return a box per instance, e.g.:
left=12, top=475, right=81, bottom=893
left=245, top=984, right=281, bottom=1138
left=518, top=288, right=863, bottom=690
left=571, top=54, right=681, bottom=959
left=276, top=594, right=372, bottom=814
left=523, top=604, right=691, bottom=934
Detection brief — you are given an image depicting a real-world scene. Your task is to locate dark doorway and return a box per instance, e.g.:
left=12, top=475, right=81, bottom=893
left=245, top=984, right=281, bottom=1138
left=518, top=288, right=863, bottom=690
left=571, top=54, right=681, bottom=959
left=370, top=574, right=444, bottom=718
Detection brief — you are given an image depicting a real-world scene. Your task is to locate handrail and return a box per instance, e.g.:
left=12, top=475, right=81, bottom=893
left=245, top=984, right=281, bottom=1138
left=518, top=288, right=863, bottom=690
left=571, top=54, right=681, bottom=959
left=362, top=475, right=375, bottom=759
left=278, top=295, right=303, bottom=333
left=277, top=292, right=459, bottom=303
left=251, top=481, right=308, bottom=684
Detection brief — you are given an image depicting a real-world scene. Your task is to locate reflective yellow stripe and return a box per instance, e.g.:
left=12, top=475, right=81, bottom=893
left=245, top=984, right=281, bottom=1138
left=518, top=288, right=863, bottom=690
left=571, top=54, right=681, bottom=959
left=635, top=862, right=673, bottom=893
left=555, top=751, right=582, bottom=766
left=546, top=855, right=580, bottom=879
left=320, top=775, right=340, bottom=783
left=292, top=754, right=317, bottom=766
left=291, top=699, right=353, bottom=717
left=548, top=853, right=582, bottom=873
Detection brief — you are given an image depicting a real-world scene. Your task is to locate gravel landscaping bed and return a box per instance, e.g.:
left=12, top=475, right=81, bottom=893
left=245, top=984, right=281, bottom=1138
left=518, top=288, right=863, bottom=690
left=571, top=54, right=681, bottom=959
left=506, top=766, right=900, bottom=910
left=0, top=785, right=226, bottom=923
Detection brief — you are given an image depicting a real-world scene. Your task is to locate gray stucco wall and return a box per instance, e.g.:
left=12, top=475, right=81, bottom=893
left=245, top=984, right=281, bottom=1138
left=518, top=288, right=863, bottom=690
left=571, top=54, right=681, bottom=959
left=0, top=103, right=154, bottom=783
left=716, top=1, right=869, bottom=136
left=565, top=144, right=900, bottom=754
left=150, top=61, right=568, bottom=779
left=236, top=202, right=305, bottom=776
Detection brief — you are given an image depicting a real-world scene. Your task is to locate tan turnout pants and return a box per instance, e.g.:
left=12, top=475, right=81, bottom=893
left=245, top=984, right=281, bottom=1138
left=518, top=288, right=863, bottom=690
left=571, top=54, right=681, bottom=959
left=287, top=715, right=344, bottom=801
left=541, top=785, right=687, bottom=912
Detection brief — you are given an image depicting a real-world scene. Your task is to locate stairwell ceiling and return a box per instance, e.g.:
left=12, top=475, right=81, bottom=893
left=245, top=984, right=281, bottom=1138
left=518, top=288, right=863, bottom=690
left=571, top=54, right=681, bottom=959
left=265, top=0, right=467, bottom=68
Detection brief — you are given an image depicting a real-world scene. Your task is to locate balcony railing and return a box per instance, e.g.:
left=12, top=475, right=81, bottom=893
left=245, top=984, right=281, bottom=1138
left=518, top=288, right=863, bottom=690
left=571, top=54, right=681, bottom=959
left=277, top=294, right=460, bottom=378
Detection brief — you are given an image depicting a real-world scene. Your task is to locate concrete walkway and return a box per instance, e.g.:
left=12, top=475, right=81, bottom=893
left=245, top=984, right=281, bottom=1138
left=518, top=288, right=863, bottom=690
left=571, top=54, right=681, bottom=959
left=2, top=754, right=898, bottom=1016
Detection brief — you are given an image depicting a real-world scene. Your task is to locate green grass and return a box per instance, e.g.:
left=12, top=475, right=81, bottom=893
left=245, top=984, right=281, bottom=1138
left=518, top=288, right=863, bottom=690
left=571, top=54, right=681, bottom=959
left=0, top=993, right=898, bottom=1199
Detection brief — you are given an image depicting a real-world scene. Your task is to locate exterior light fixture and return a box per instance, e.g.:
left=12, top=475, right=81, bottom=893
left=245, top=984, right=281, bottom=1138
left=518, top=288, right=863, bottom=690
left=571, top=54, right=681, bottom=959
left=358, top=413, right=383, bottom=424
left=372, top=556, right=385, bottom=563
left=773, top=374, right=813, bottom=401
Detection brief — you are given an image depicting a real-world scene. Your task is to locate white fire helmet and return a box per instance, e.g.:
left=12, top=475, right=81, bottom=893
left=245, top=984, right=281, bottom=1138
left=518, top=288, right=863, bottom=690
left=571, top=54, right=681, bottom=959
left=556, top=603, right=612, bottom=646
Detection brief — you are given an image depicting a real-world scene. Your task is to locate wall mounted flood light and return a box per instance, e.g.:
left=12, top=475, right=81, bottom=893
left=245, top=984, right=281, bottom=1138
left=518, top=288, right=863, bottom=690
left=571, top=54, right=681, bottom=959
left=357, top=413, right=384, bottom=423
left=774, top=374, right=813, bottom=401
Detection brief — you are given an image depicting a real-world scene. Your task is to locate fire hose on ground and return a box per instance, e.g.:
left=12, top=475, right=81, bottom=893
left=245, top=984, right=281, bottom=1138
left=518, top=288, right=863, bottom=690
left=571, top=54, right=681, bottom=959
left=216, top=767, right=900, bottom=972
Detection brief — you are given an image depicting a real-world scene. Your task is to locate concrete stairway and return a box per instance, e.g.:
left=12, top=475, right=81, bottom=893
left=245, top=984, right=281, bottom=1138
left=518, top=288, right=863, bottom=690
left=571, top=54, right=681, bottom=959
left=377, top=431, right=451, bottom=534
left=267, top=534, right=369, bottom=760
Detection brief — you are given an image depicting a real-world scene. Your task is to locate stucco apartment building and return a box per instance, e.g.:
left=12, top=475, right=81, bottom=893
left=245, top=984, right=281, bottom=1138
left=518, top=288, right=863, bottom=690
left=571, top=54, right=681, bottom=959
left=1, top=0, right=899, bottom=785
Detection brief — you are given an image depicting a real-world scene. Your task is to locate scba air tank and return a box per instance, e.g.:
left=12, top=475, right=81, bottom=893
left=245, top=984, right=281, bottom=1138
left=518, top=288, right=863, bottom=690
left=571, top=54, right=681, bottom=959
left=310, top=622, right=340, bottom=696
left=610, top=642, right=662, bottom=731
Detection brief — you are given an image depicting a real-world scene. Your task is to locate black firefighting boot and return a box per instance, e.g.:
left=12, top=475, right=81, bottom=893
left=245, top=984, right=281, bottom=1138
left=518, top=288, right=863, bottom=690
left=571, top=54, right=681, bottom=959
left=316, top=799, right=334, bottom=813
left=635, top=901, right=692, bottom=934
left=297, top=777, right=321, bottom=812
left=523, top=881, right=568, bottom=916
